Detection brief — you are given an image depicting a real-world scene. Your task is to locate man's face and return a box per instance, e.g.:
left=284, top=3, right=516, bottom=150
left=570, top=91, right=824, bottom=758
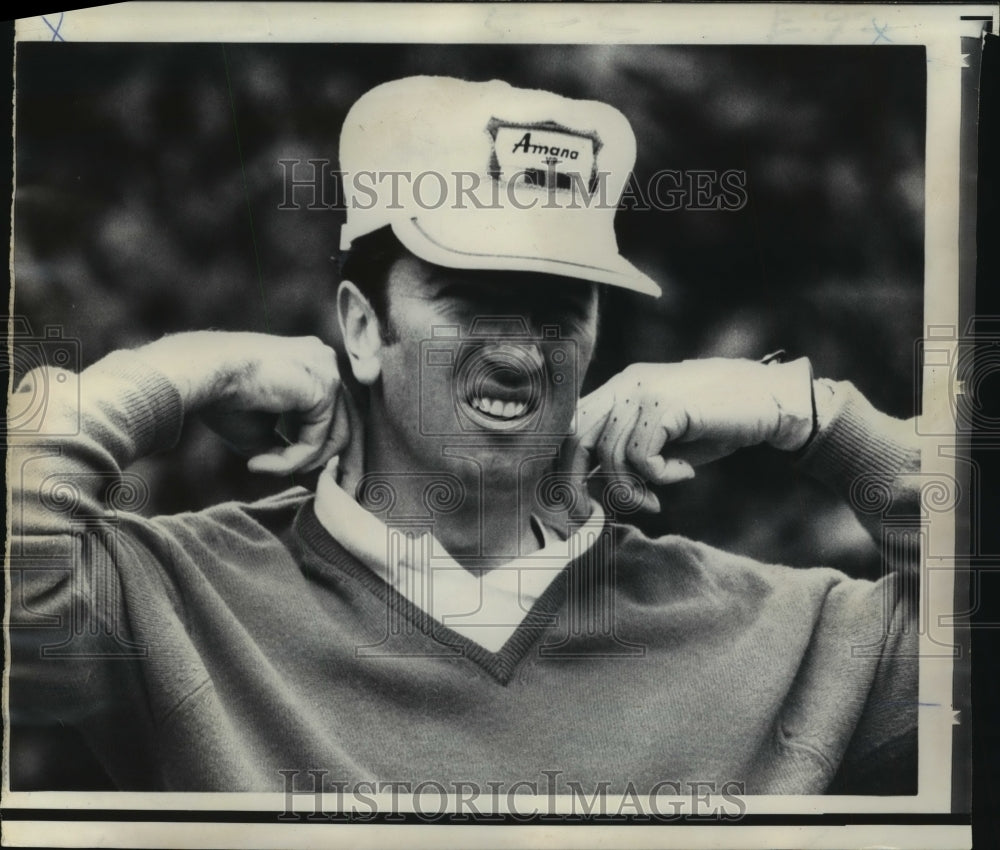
left=370, top=254, right=599, bottom=481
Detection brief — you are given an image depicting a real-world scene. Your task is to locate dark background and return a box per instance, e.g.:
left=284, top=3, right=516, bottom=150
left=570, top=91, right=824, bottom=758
left=13, top=42, right=925, bottom=578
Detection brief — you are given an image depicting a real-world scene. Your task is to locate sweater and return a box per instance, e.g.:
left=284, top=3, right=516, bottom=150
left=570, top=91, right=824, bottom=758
left=8, top=352, right=921, bottom=796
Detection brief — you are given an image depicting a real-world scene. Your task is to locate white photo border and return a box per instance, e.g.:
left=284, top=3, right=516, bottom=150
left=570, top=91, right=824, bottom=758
left=5, top=3, right=996, bottom=849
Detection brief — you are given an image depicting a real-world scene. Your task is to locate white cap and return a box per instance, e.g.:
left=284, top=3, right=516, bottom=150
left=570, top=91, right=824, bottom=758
left=338, top=76, right=661, bottom=297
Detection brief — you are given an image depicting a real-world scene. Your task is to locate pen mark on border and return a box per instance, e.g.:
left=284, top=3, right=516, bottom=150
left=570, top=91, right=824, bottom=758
left=870, top=18, right=893, bottom=44
left=42, top=13, right=65, bottom=42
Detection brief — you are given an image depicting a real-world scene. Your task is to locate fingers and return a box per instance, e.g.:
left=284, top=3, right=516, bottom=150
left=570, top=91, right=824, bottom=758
left=601, top=403, right=640, bottom=478
left=627, top=405, right=697, bottom=485
left=610, top=406, right=666, bottom=512
left=246, top=406, right=331, bottom=475
left=246, top=351, right=344, bottom=476
left=247, top=396, right=343, bottom=476
left=588, top=399, right=688, bottom=489
left=576, top=373, right=640, bottom=475
left=642, top=455, right=696, bottom=486
left=248, top=387, right=367, bottom=482
left=574, top=372, right=697, bottom=514
left=575, top=397, right=665, bottom=513
left=248, top=442, right=326, bottom=475
left=233, top=335, right=367, bottom=478
left=574, top=378, right=619, bottom=453
left=306, top=390, right=352, bottom=474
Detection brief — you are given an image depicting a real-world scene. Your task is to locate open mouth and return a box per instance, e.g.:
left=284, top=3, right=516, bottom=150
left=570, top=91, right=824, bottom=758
left=468, top=395, right=530, bottom=420
left=458, top=344, right=544, bottom=430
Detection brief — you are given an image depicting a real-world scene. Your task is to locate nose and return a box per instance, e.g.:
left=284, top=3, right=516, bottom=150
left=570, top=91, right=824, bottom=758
left=472, top=341, right=545, bottom=372
left=459, top=340, right=546, bottom=407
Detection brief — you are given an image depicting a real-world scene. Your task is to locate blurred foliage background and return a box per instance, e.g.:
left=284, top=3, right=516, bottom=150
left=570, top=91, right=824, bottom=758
left=14, top=42, right=925, bottom=579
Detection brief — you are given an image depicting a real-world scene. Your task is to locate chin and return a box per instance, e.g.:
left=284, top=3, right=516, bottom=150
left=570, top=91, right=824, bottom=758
left=437, top=439, right=566, bottom=486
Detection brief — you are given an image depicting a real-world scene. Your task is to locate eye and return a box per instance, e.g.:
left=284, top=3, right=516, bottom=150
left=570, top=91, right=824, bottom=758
left=433, top=284, right=468, bottom=300
left=546, top=293, right=593, bottom=324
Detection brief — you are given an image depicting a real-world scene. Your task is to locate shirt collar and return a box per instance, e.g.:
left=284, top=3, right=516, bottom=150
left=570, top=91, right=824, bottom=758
left=312, top=470, right=605, bottom=653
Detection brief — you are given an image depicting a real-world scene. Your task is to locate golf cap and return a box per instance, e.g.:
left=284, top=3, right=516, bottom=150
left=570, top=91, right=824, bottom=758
left=339, top=76, right=661, bottom=297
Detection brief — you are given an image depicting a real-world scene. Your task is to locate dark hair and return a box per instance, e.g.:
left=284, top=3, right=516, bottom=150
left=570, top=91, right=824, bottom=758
left=338, top=226, right=407, bottom=343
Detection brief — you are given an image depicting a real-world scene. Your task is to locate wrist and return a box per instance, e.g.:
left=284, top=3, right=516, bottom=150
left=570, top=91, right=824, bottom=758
left=133, top=331, right=245, bottom=412
left=765, top=356, right=816, bottom=451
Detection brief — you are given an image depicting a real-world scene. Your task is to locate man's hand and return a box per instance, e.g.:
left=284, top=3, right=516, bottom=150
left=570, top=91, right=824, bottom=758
left=569, top=358, right=815, bottom=511
left=135, top=331, right=362, bottom=479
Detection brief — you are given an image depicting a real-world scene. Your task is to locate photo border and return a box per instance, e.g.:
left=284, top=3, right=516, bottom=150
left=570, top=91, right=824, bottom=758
left=5, top=3, right=996, bottom=848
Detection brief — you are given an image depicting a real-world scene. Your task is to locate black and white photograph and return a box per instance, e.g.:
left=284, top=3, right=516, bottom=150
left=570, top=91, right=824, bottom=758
left=3, top=3, right=992, bottom=848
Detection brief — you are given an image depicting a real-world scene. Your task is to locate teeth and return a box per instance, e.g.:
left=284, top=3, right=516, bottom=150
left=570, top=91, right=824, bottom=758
left=470, top=398, right=529, bottom=420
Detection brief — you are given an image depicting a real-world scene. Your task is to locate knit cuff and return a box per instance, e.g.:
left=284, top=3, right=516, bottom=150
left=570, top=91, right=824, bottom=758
left=83, top=350, right=186, bottom=457
left=794, top=381, right=920, bottom=499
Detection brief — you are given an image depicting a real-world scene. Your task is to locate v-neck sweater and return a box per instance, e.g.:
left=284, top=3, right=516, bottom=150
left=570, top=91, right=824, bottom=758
left=310, top=466, right=608, bottom=652
left=10, top=352, right=921, bottom=794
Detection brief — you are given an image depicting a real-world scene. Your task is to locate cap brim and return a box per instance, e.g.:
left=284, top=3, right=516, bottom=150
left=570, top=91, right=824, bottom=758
left=389, top=210, right=662, bottom=298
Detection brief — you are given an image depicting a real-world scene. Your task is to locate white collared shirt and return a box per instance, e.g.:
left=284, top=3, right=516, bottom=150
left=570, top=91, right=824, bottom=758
left=313, top=472, right=605, bottom=652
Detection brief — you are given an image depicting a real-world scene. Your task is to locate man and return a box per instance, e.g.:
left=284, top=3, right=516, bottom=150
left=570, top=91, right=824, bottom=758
left=10, top=76, right=919, bottom=797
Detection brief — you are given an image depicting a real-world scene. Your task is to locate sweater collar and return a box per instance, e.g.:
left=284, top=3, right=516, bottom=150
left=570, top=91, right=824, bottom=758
left=309, top=469, right=604, bottom=653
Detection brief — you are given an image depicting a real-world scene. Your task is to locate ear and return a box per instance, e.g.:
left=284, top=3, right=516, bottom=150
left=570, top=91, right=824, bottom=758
left=337, top=281, right=383, bottom=385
